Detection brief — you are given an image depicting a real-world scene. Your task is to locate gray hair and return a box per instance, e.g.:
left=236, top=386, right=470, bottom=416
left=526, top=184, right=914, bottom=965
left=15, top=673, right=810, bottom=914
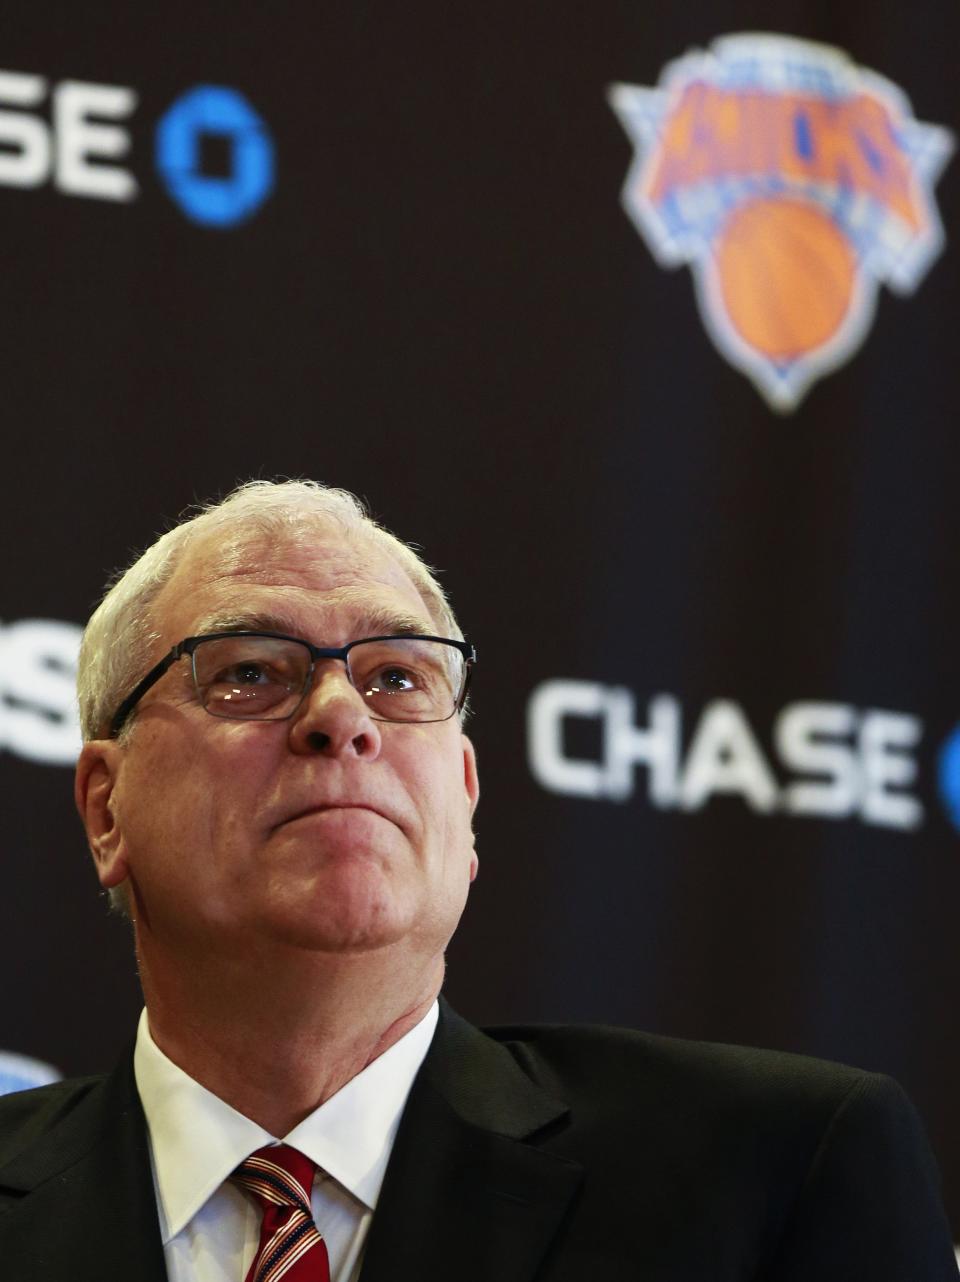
left=77, top=479, right=463, bottom=743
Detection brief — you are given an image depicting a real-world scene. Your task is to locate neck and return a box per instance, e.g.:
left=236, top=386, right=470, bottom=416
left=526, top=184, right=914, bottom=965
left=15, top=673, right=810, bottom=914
left=138, top=936, right=443, bottom=1136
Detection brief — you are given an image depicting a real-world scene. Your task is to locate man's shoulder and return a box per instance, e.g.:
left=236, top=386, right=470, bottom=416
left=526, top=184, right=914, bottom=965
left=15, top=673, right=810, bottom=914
left=0, top=1075, right=106, bottom=1165
left=479, top=1018, right=903, bottom=1134
left=482, top=1018, right=867, bottom=1084
left=434, top=1018, right=958, bottom=1277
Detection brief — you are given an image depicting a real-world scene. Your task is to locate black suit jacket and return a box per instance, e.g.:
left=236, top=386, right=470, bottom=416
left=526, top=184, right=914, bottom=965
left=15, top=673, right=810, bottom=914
left=0, top=1001, right=956, bottom=1280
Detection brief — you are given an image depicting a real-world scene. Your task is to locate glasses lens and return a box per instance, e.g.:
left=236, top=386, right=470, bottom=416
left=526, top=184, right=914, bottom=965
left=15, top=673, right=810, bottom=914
left=348, top=638, right=464, bottom=722
left=192, top=635, right=312, bottom=720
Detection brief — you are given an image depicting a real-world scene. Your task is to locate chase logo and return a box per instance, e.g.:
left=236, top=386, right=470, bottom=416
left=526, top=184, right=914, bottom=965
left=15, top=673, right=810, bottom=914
left=529, top=681, right=960, bottom=838
left=608, top=34, right=954, bottom=411
left=0, top=70, right=275, bottom=229
left=937, top=728, right=960, bottom=832
left=156, top=86, right=274, bottom=227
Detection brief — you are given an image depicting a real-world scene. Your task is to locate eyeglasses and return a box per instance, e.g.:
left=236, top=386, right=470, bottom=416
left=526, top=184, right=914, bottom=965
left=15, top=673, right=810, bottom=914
left=108, top=631, right=476, bottom=738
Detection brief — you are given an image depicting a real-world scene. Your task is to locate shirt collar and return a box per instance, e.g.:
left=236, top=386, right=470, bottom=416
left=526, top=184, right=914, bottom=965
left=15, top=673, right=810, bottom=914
left=134, top=1002, right=438, bottom=1243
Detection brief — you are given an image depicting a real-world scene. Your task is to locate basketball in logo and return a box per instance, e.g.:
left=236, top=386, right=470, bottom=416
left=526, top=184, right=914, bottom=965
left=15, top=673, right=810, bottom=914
left=609, top=34, right=954, bottom=411
left=713, top=198, right=856, bottom=360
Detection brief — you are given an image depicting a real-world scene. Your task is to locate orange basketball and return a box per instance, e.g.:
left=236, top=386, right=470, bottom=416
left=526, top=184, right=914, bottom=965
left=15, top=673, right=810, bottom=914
left=713, top=198, right=856, bottom=360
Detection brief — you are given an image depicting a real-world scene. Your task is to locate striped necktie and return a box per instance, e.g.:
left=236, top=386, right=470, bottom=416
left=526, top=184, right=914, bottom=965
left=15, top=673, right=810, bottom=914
left=233, top=1144, right=332, bottom=1282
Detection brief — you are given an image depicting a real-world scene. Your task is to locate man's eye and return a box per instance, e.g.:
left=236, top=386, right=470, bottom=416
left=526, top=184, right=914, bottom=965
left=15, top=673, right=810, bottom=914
left=218, top=662, right=274, bottom=685
left=368, top=666, right=417, bottom=693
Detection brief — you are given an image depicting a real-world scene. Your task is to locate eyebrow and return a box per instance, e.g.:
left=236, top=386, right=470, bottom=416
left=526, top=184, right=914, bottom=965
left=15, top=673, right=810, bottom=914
left=190, top=607, right=440, bottom=641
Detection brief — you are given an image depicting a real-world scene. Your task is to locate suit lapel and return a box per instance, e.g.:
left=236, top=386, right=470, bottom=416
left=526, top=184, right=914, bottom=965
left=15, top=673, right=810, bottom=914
left=0, top=1008, right=581, bottom=1282
left=360, top=1002, right=583, bottom=1282
left=0, top=1055, right=167, bottom=1282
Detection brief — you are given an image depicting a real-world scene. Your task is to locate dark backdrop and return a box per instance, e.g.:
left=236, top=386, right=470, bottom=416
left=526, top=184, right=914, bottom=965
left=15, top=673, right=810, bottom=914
left=2, top=0, right=959, bottom=1237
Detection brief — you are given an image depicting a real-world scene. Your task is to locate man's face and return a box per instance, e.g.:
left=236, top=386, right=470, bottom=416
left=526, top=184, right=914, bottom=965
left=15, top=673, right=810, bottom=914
left=80, top=524, right=479, bottom=964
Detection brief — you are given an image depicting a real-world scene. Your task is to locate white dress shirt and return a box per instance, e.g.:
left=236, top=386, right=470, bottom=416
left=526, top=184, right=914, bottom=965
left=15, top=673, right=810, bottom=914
left=134, top=1002, right=438, bottom=1282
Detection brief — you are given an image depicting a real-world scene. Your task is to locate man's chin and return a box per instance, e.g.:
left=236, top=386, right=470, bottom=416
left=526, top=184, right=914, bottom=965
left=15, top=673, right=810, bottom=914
left=254, top=874, right=416, bottom=954
left=259, top=913, right=412, bottom=955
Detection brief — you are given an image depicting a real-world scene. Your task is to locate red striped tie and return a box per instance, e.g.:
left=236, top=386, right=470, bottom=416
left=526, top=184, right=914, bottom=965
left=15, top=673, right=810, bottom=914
left=233, top=1144, right=332, bottom=1282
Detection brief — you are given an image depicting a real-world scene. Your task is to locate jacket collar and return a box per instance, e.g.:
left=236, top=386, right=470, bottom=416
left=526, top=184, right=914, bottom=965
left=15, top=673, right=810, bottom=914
left=359, top=999, right=583, bottom=1282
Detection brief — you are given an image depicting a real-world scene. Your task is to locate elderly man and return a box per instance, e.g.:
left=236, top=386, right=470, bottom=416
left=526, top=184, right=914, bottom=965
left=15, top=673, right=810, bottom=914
left=0, top=478, right=956, bottom=1281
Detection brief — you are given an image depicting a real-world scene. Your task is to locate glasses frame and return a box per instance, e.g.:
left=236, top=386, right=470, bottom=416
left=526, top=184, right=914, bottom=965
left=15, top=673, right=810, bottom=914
left=108, top=630, right=477, bottom=739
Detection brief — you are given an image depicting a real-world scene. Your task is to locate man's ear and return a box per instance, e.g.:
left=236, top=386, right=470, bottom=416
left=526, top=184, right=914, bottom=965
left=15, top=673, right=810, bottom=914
left=461, top=734, right=480, bottom=881
left=461, top=734, right=480, bottom=816
left=74, top=741, right=129, bottom=890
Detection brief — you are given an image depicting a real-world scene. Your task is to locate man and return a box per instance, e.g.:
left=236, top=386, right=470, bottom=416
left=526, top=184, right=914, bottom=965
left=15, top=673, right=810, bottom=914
left=0, top=478, right=956, bottom=1281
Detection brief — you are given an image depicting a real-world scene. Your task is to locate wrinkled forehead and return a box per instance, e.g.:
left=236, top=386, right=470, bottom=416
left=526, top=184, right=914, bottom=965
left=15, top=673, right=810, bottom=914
left=150, top=520, right=434, bottom=643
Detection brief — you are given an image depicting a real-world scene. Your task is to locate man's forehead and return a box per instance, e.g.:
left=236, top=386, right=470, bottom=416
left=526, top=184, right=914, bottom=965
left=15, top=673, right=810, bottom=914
left=191, top=598, right=434, bottom=639
left=153, top=524, right=433, bottom=638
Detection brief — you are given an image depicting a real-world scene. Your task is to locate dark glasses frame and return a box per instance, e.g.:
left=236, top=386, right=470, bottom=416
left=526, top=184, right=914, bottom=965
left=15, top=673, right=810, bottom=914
left=108, top=630, right=476, bottom=738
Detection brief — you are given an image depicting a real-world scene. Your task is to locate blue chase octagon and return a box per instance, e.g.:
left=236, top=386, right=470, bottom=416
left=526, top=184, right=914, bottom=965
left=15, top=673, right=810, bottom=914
left=155, top=85, right=275, bottom=228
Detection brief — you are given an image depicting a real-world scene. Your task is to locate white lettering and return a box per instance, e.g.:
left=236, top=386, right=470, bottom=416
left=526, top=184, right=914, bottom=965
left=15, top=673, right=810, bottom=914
left=53, top=80, right=137, bottom=200
left=0, top=619, right=82, bottom=765
left=859, top=711, right=923, bottom=829
left=679, top=700, right=779, bottom=812
left=775, top=702, right=859, bottom=817
left=605, top=688, right=680, bottom=805
left=0, top=71, right=50, bottom=187
left=527, top=680, right=607, bottom=799
left=527, top=681, right=925, bottom=833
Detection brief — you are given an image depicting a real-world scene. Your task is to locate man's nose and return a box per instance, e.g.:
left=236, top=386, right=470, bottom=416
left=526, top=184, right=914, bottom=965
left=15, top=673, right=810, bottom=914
left=287, top=663, right=383, bottom=758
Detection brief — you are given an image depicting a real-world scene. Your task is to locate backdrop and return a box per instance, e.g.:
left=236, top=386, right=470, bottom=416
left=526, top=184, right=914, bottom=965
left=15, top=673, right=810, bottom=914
left=2, top=0, right=959, bottom=1239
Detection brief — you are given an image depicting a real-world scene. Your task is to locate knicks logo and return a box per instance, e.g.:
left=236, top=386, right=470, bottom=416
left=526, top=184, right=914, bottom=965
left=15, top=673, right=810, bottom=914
left=609, top=34, right=954, bottom=411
